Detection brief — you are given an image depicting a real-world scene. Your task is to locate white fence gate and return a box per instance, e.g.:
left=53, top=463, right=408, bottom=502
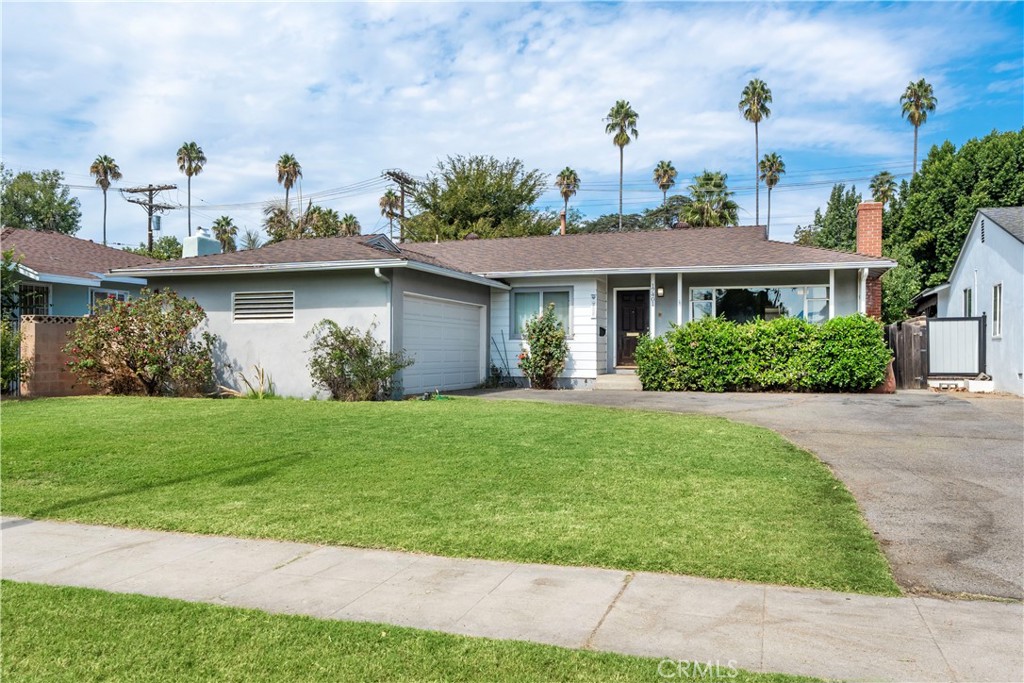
left=927, top=316, right=986, bottom=377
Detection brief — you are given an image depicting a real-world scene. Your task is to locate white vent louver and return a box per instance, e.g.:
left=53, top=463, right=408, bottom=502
left=232, top=291, right=294, bottom=321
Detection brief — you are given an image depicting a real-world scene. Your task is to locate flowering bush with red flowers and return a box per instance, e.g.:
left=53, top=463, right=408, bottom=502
left=64, top=288, right=218, bottom=396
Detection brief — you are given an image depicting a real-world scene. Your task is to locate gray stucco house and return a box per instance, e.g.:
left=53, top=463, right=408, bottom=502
left=915, top=207, right=1023, bottom=396
left=112, top=204, right=895, bottom=398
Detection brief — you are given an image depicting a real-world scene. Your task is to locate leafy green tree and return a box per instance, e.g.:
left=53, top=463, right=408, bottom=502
left=1, top=249, right=23, bottom=318
left=379, top=189, right=401, bottom=240
left=881, top=242, right=923, bottom=323
left=869, top=171, right=897, bottom=209
left=211, top=216, right=238, bottom=252
left=793, top=183, right=862, bottom=252
left=572, top=213, right=644, bottom=233
left=683, top=171, right=739, bottom=227
left=739, top=78, right=773, bottom=225
left=555, top=167, right=580, bottom=224
left=644, top=194, right=691, bottom=229
left=758, top=153, right=785, bottom=237
left=0, top=164, right=82, bottom=234
left=604, top=100, right=639, bottom=231
left=176, top=142, right=206, bottom=237
left=0, top=250, right=28, bottom=389
left=276, top=153, right=302, bottom=213
left=124, top=235, right=183, bottom=261
left=900, top=79, right=937, bottom=176
left=405, top=155, right=552, bottom=241
left=263, top=203, right=296, bottom=243
left=653, top=160, right=677, bottom=208
left=89, top=155, right=122, bottom=245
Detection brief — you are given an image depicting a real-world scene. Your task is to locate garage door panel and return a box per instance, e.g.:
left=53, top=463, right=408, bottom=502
left=402, top=295, right=483, bottom=395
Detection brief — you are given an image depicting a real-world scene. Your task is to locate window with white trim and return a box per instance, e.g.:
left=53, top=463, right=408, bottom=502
left=689, top=286, right=830, bottom=324
left=963, top=288, right=973, bottom=317
left=17, top=284, right=50, bottom=315
left=90, top=288, right=129, bottom=312
left=232, top=291, right=295, bottom=322
left=511, top=288, right=571, bottom=337
left=992, top=283, right=1002, bottom=338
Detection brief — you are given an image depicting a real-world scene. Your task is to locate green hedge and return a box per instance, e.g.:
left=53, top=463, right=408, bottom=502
left=636, top=314, right=891, bottom=393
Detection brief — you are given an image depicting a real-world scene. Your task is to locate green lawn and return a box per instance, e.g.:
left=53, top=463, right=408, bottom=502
left=0, top=396, right=897, bottom=595
left=1, top=581, right=817, bottom=683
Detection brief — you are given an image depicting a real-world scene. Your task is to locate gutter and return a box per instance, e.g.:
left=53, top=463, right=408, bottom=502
left=477, top=261, right=898, bottom=279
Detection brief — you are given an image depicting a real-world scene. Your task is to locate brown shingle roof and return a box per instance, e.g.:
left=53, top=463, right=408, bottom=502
left=402, top=226, right=893, bottom=275
left=0, top=227, right=156, bottom=280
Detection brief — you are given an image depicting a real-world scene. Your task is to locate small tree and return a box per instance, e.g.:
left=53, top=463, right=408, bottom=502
left=64, top=288, right=217, bottom=396
left=518, top=303, right=569, bottom=390
left=1, top=249, right=29, bottom=390
left=306, top=319, right=412, bottom=401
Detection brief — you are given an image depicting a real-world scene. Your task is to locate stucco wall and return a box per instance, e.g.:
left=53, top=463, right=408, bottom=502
left=155, top=271, right=388, bottom=398
left=937, top=221, right=1023, bottom=395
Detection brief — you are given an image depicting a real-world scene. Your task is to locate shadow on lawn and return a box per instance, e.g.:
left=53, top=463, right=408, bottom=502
left=23, top=453, right=306, bottom=519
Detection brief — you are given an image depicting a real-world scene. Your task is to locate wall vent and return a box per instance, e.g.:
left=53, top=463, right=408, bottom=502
left=232, top=291, right=294, bottom=322
left=981, top=219, right=986, bottom=243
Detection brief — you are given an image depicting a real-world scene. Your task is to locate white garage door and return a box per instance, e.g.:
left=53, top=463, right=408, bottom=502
left=401, top=294, right=483, bottom=395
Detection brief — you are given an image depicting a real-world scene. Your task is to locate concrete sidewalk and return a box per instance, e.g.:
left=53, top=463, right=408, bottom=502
left=3, top=517, right=1021, bottom=682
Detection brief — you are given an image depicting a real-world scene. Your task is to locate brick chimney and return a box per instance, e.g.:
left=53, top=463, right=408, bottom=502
left=560, top=210, right=567, bottom=236
left=856, top=202, right=883, bottom=257
left=856, top=201, right=883, bottom=319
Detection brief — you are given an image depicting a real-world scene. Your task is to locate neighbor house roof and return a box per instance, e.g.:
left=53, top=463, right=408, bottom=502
left=979, top=206, right=1024, bottom=243
left=402, top=226, right=895, bottom=277
left=1, top=227, right=154, bottom=285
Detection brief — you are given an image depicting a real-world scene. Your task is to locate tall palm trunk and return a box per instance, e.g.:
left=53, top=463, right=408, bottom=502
left=662, top=188, right=667, bottom=206
left=913, top=125, right=919, bottom=175
left=285, top=187, right=290, bottom=215
left=618, top=146, right=624, bottom=231
left=766, top=187, right=772, bottom=239
left=187, top=176, right=192, bottom=236
left=102, top=189, right=108, bottom=246
left=754, top=122, right=760, bottom=226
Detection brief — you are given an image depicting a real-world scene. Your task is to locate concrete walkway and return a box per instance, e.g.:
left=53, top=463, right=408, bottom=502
left=3, top=517, right=1021, bottom=682
left=463, top=389, right=1024, bottom=600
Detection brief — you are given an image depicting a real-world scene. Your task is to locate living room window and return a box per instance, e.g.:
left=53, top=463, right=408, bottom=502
left=511, top=288, right=571, bottom=337
left=89, top=288, right=129, bottom=312
left=17, top=284, right=50, bottom=315
left=689, top=286, right=830, bottom=324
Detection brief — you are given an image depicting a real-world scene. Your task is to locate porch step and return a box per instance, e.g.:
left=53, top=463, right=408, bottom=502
left=595, top=373, right=643, bottom=391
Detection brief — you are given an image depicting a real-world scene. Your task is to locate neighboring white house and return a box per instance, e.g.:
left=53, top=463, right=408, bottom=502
left=925, top=207, right=1023, bottom=396
left=112, top=205, right=895, bottom=398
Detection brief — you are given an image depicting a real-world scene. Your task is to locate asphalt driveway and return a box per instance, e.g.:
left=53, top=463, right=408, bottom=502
left=465, top=388, right=1024, bottom=599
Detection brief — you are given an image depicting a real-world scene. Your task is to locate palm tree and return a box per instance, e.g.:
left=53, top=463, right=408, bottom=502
left=88, top=154, right=122, bottom=246
left=555, top=167, right=580, bottom=223
left=758, top=153, right=786, bottom=238
left=653, top=160, right=677, bottom=207
left=379, top=189, right=401, bottom=240
left=900, top=79, right=937, bottom=175
left=240, top=228, right=263, bottom=251
left=339, top=213, right=361, bottom=236
left=870, top=171, right=897, bottom=209
left=738, top=78, right=773, bottom=226
left=211, top=215, right=238, bottom=252
left=176, top=141, right=206, bottom=237
left=684, top=170, right=739, bottom=227
left=276, top=153, right=302, bottom=213
left=604, top=100, right=639, bottom=231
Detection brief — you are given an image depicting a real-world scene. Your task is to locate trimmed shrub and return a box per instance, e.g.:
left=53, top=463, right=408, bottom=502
left=306, top=319, right=412, bottom=401
left=808, top=315, right=892, bottom=391
left=637, top=314, right=890, bottom=393
left=64, top=288, right=217, bottom=396
left=518, top=302, right=569, bottom=390
left=1, top=318, right=28, bottom=389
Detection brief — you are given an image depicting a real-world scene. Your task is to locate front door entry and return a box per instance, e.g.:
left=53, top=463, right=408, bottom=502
left=616, top=290, right=649, bottom=366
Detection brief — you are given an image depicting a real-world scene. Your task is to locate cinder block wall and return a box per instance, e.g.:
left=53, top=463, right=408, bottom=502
left=19, top=316, right=95, bottom=398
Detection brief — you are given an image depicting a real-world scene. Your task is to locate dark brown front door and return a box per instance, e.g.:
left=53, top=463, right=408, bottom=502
left=616, top=290, right=649, bottom=366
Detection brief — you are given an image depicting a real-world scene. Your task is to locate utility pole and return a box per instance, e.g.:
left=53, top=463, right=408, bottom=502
left=121, top=184, right=176, bottom=254
left=382, top=169, right=415, bottom=242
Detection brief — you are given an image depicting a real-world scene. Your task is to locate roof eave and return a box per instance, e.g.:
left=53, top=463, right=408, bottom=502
left=477, top=261, right=897, bottom=279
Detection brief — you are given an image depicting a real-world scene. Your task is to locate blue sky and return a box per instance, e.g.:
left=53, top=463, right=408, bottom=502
left=2, top=1, right=1022, bottom=248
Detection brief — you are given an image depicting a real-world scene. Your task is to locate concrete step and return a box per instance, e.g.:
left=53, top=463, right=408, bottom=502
left=595, top=373, right=642, bottom=391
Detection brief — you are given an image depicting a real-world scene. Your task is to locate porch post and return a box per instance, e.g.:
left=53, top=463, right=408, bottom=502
left=828, top=268, right=835, bottom=320
left=858, top=268, right=867, bottom=315
left=676, top=272, right=683, bottom=325
left=649, top=273, right=657, bottom=337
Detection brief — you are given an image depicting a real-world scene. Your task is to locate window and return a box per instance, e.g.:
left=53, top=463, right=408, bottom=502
left=17, top=284, right=50, bottom=315
left=992, top=284, right=1002, bottom=338
left=512, top=289, right=571, bottom=337
left=689, top=286, right=830, bottom=324
left=90, top=289, right=129, bottom=312
left=963, top=288, right=973, bottom=317
left=232, top=291, right=295, bottom=322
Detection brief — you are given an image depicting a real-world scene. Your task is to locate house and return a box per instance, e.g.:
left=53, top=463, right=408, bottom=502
left=1, top=227, right=153, bottom=315
left=914, top=207, right=1023, bottom=396
left=111, top=203, right=895, bottom=398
